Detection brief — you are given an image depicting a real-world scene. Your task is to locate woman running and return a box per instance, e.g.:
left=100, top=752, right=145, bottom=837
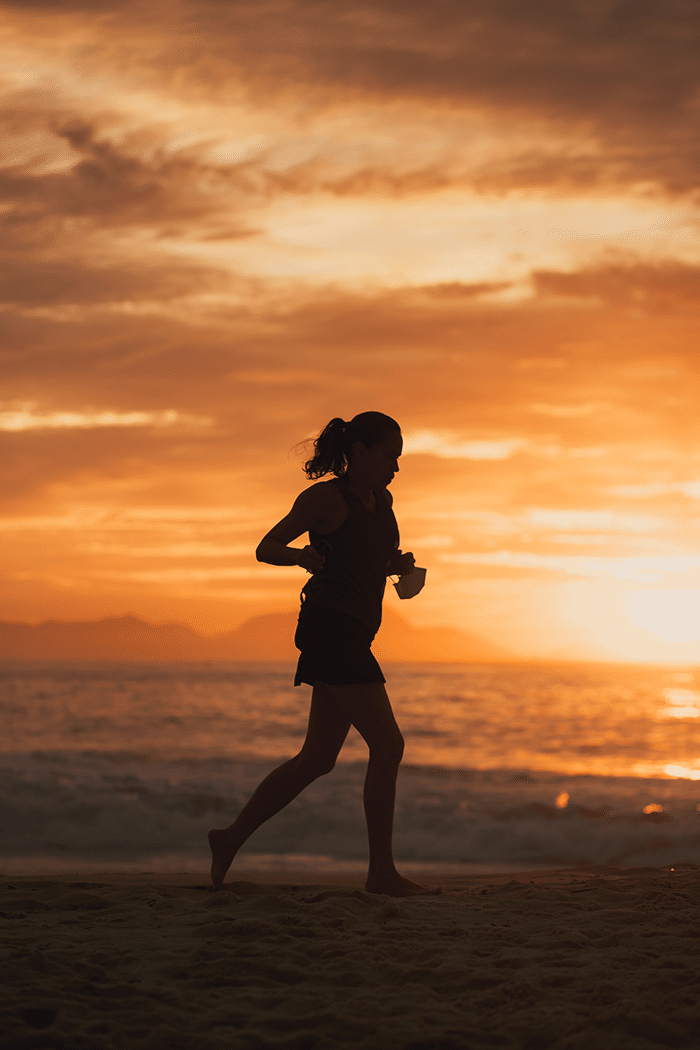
left=208, top=411, right=426, bottom=896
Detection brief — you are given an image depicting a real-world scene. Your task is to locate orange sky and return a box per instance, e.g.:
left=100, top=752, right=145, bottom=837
left=2, top=0, right=700, bottom=661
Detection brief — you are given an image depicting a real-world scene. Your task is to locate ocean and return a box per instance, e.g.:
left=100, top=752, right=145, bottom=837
left=2, top=660, right=700, bottom=874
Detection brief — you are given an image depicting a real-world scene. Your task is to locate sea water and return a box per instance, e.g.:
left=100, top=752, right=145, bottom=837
left=2, top=660, right=700, bottom=874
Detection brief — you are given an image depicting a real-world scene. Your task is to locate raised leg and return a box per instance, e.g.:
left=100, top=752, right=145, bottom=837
left=208, top=684, right=351, bottom=886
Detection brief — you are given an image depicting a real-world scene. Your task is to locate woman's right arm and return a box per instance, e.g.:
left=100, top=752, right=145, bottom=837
left=255, top=485, right=335, bottom=573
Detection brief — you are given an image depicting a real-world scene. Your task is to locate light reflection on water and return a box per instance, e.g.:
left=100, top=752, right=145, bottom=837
left=660, top=688, right=700, bottom=719
left=1, top=659, right=700, bottom=781
left=3, top=662, right=700, bottom=870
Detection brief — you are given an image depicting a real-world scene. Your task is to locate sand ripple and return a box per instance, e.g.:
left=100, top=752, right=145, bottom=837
left=2, top=865, right=699, bottom=1049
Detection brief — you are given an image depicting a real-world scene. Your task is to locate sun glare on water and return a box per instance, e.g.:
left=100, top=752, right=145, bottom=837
left=661, top=688, right=700, bottom=718
left=665, top=765, right=700, bottom=781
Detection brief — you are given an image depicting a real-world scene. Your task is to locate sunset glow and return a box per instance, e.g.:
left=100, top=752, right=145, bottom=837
left=2, top=1, right=700, bottom=662
left=624, top=591, right=700, bottom=644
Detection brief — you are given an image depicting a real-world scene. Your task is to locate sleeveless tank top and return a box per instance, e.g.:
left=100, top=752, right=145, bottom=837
left=300, top=477, right=400, bottom=637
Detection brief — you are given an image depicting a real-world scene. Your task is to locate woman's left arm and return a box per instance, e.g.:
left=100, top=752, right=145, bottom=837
left=383, top=489, right=415, bottom=576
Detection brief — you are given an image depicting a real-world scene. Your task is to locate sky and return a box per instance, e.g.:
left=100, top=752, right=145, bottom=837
left=2, top=0, right=700, bottom=661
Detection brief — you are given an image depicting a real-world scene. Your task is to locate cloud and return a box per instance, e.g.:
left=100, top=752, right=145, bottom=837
left=4, top=0, right=700, bottom=196
left=528, top=403, right=611, bottom=419
left=1, top=268, right=697, bottom=476
left=0, top=114, right=249, bottom=317
left=441, top=551, right=700, bottom=583
left=611, top=481, right=700, bottom=499
left=0, top=406, right=211, bottom=431
left=403, top=431, right=525, bottom=460
left=83, top=542, right=249, bottom=558
left=0, top=255, right=233, bottom=309
left=0, top=115, right=243, bottom=230
left=163, top=1, right=699, bottom=124
left=533, top=262, right=700, bottom=312
left=525, top=509, right=664, bottom=533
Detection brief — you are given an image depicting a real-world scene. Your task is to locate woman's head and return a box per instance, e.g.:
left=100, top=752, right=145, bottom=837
left=303, top=412, right=401, bottom=480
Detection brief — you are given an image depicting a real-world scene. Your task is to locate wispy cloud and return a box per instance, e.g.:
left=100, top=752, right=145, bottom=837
left=403, top=431, right=525, bottom=460
left=525, top=509, right=665, bottom=533
left=83, top=543, right=250, bottom=558
left=611, top=481, right=700, bottom=500
left=441, top=552, right=700, bottom=583
left=0, top=406, right=212, bottom=431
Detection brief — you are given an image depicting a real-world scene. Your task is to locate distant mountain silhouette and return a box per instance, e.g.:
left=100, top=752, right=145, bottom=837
left=0, top=609, right=515, bottom=663
left=372, top=609, right=514, bottom=663
left=210, top=613, right=298, bottom=661
left=0, top=615, right=211, bottom=661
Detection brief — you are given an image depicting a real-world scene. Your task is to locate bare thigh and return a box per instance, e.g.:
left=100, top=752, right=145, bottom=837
left=297, top=684, right=353, bottom=774
left=314, top=680, right=404, bottom=762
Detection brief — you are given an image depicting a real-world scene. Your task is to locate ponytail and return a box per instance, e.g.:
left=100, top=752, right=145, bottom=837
left=303, top=411, right=400, bottom=479
left=303, top=417, right=348, bottom=479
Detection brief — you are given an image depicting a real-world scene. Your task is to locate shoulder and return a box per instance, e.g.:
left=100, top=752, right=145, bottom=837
left=299, top=479, right=348, bottom=533
left=297, top=479, right=346, bottom=510
left=294, top=479, right=347, bottom=523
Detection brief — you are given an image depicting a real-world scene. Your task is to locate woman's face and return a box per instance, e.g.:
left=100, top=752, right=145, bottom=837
left=352, top=430, right=403, bottom=489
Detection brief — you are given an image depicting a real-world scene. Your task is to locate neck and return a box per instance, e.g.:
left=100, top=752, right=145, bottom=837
left=344, top=471, right=376, bottom=509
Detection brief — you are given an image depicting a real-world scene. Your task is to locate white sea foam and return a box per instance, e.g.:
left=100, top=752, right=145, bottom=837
left=2, top=661, right=700, bottom=872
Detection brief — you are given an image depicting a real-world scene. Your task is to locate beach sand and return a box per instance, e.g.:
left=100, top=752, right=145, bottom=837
left=2, top=865, right=699, bottom=1050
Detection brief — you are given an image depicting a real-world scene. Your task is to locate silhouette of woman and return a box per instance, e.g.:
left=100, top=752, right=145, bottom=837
left=208, top=412, right=427, bottom=896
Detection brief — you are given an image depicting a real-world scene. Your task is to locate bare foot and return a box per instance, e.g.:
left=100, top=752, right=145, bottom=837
left=365, top=871, right=439, bottom=897
left=208, top=829, right=237, bottom=887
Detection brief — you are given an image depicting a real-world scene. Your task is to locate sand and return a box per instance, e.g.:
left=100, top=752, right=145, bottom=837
left=2, top=865, right=699, bottom=1050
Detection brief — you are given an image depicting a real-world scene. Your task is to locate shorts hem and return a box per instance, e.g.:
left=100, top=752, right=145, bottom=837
left=294, top=671, right=386, bottom=688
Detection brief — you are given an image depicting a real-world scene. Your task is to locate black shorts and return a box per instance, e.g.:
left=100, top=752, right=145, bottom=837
left=293, top=601, right=386, bottom=688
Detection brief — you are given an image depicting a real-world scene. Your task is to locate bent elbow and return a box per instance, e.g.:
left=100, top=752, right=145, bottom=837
left=255, top=536, right=271, bottom=563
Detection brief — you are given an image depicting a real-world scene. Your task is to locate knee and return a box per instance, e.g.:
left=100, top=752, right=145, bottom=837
left=392, top=732, right=405, bottom=767
left=295, top=752, right=336, bottom=780
left=371, top=731, right=404, bottom=768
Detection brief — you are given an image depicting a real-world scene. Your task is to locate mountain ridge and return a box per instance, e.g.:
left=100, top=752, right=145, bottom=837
left=0, top=609, right=516, bottom=663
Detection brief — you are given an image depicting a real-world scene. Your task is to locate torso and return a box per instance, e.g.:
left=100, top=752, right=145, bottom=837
left=302, top=477, right=399, bottom=636
left=313, top=479, right=388, bottom=534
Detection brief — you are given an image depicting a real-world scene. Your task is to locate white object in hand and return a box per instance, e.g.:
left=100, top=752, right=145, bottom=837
left=393, top=567, right=426, bottom=599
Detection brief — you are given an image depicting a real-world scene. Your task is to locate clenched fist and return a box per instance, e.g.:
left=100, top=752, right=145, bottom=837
left=386, top=550, right=415, bottom=576
left=297, top=545, right=326, bottom=574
